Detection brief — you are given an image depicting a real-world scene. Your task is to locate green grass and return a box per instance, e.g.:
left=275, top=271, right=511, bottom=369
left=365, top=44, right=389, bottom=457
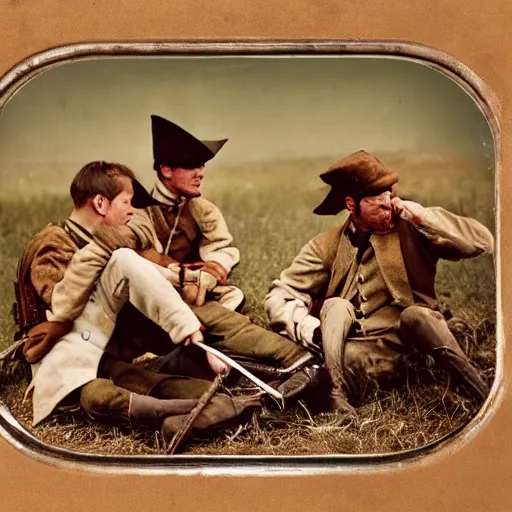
left=0, top=150, right=497, bottom=456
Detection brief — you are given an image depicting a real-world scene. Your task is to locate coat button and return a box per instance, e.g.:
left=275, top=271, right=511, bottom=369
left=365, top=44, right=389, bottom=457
left=82, top=330, right=91, bottom=341
left=357, top=273, right=365, bottom=284
left=360, top=294, right=368, bottom=303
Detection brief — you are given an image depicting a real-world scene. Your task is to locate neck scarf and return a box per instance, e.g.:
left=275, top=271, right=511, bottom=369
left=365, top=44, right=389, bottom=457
left=152, top=179, right=186, bottom=210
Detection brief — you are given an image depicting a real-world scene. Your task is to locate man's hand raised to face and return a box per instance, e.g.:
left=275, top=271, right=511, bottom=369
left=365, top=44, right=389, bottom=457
left=391, top=196, right=426, bottom=225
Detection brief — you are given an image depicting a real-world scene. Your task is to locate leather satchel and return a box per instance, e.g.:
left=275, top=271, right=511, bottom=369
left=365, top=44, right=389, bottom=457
left=22, top=320, right=74, bottom=364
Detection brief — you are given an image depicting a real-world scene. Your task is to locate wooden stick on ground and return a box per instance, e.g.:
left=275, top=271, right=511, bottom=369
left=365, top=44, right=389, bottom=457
left=166, top=369, right=229, bottom=455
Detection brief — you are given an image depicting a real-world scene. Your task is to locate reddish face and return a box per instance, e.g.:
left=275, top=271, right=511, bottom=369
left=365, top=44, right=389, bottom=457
left=346, top=190, right=396, bottom=234
left=160, top=164, right=206, bottom=198
left=99, top=176, right=135, bottom=226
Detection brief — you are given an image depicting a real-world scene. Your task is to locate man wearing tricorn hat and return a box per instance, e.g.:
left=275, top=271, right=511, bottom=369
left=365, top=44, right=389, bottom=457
left=129, top=115, right=243, bottom=310
left=106, top=116, right=321, bottom=399
left=265, top=150, right=493, bottom=416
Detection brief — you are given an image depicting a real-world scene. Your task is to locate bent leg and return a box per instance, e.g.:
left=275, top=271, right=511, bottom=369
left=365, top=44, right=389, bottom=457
left=399, top=306, right=489, bottom=401
left=80, top=378, right=131, bottom=423
left=193, top=302, right=309, bottom=368
left=80, top=378, right=199, bottom=430
left=211, top=285, right=245, bottom=311
left=94, top=248, right=200, bottom=344
left=319, top=298, right=357, bottom=408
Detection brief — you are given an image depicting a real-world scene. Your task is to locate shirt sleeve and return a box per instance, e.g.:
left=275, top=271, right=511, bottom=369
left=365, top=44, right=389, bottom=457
left=407, top=206, right=494, bottom=260
left=49, top=241, right=112, bottom=321
left=264, top=239, right=330, bottom=343
left=29, top=229, right=77, bottom=308
left=128, top=208, right=163, bottom=252
left=189, top=197, right=240, bottom=272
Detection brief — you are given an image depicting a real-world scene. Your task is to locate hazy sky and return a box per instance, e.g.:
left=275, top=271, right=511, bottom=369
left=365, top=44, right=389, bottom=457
left=0, top=56, right=494, bottom=191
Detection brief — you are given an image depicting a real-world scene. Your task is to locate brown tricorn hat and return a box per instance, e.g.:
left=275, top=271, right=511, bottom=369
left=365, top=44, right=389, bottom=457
left=151, top=115, right=228, bottom=171
left=313, top=150, right=399, bottom=215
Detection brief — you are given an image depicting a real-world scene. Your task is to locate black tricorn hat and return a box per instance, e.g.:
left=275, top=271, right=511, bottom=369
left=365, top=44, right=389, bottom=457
left=313, top=150, right=399, bottom=216
left=151, top=115, right=228, bottom=170
left=131, top=178, right=161, bottom=208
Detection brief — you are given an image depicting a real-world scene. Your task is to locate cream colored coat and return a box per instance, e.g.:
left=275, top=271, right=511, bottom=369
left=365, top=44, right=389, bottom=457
left=27, top=224, right=201, bottom=426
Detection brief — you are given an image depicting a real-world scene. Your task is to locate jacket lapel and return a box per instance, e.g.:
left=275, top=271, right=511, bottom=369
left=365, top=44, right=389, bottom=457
left=371, top=230, right=414, bottom=307
left=326, top=223, right=357, bottom=298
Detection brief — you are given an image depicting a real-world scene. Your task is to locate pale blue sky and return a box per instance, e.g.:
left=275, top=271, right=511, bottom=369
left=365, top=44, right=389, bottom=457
left=0, top=56, right=494, bottom=195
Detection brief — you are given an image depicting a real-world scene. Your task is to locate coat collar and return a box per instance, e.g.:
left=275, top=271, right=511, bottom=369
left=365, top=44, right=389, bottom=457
left=63, top=219, right=93, bottom=249
left=326, top=221, right=357, bottom=298
left=151, top=179, right=186, bottom=208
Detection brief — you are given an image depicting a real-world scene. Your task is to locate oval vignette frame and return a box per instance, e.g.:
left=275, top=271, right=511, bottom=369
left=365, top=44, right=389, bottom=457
left=0, top=39, right=501, bottom=476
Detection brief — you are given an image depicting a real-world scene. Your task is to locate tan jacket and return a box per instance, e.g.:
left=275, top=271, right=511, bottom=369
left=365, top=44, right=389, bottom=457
left=28, top=224, right=81, bottom=309
left=22, top=221, right=109, bottom=425
left=36, top=222, right=143, bottom=321
left=130, top=180, right=240, bottom=272
left=264, top=206, right=494, bottom=346
left=127, top=179, right=243, bottom=310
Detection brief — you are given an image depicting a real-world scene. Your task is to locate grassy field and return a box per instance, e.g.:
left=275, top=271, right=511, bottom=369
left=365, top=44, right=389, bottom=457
left=0, top=150, right=497, bottom=456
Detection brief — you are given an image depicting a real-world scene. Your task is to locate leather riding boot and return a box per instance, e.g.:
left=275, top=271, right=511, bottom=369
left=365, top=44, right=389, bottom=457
left=161, top=392, right=262, bottom=446
left=399, top=306, right=489, bottom=402
left=128, top=393, right=199, bottom=430
left=277, top=364, right=322, bottom=400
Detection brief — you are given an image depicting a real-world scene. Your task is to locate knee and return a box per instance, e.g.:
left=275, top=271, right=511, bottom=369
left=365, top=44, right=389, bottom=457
left=110, top=247, right=138, bottom=267
left=320, top=298, right=354, bottom=323
left=80, top=378, right=129, bottom=417
left=195, top=301, right=251, bottom=328
left=399, top=305, right=443, bottom=332
left=218, top=287, right=245, bottom=311
left=108, top=248, right=148, bottom=280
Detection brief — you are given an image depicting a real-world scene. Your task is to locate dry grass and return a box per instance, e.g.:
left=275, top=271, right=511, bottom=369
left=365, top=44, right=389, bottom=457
left=0, top=150, right=496, bottom=456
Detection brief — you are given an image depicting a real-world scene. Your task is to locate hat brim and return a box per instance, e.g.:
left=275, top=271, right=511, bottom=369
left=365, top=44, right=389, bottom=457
left=313, top=187, right=346, bottom=216
left=202, top=138, right=228, bottom=158
left=314, top=168, right=400, bottom=217
left=131, top=179, right=161, bottom=208
left=151, top=115, right=228, bottom=169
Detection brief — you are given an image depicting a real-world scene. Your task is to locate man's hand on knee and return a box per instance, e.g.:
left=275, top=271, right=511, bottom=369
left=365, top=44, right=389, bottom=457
left=166, top=264, right=218, bottom=306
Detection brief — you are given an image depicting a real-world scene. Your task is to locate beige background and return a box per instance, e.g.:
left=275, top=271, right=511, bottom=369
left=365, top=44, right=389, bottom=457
left=0, top=2, right=509, bottom=511
left=0, top=55, right=494, bottom=199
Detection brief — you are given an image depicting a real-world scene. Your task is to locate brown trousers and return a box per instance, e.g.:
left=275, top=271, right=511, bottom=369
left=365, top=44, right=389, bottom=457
left=320, top=298, right=488, bottom=404
left=79, top=355, right=218, bottom=424
left=108, top=302, right=308, bottom=370
left=78, top=301, right=308, bottom=429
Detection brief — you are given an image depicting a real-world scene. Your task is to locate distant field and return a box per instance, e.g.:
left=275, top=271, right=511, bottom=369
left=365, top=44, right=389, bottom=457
left=0, top=151, right=497, bottom=456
